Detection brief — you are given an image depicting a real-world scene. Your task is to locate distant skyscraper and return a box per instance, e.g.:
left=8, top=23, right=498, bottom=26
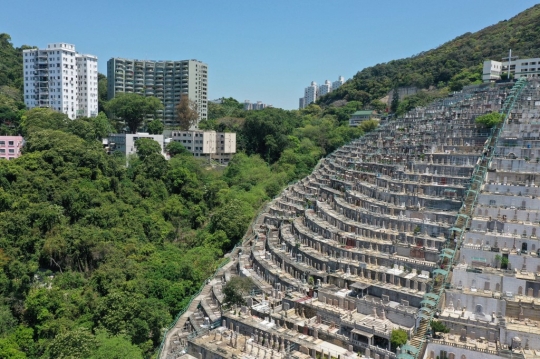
left=319, top=80, right=332, bottom=97
left=304, top=81, right=318, bottom=107
left=299, top=97, right=305, bottom=109
left=332, top=76, right=345, bottom=91
left=23, top=43, right=98, bottom=119
left=107, top=58, right=208, bottom=129
left=244, top=100, right=271, bottom=110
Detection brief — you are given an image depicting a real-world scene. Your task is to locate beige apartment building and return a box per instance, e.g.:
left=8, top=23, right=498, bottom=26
left=169, top=130, right=236, bottom=164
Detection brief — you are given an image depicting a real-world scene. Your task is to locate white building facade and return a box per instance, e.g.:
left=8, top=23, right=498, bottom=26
left=23, top=43, right=98, bottom=119
left=170, top=130, right=236, bottom=164
left=303, top=81, right=318, bottom=108
left=332, top=75, right=345, bottom=90
left=319, top=80, right=332, bottom=97
left=299, top=76, right=345, bottom=109
left=108, top=133, right=165, bottom=157
left=483, top=57, right=540, bottom=82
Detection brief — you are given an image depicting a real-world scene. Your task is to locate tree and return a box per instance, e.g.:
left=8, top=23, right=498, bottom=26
left=134, top=138, right=162, bottom=160
left=166, top=141, right=190, bottom=157
left=431, top=320, right=450, bottom=334
left=210, top=199, right=254, bottom=248
left=222, top=277, right=254, bottom=306
left=98, top=73, right=108, bottom=113
left=390, top=328, right=408, bottom=352
left=90, top=331, right=143, bottom=359
left=46, top=327, right=96, bottom=359
left=105, top=93, right=163, bottom=133
left=147, top=119, right=164, bottom=135
left=390, top=88, right=399, bottom=114
left=370, top=99, right=387, bottom=112
left=20, top=107, right=70, bottom=136
left=475, top=112, right=503, bottom=128
left=175, top=94, right=199, bottom=130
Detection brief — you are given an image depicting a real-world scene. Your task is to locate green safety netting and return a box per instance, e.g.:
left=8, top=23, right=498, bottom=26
left=420, top=299, right=436, bottom=307
left=433, top=268, right=448, bottom=276
left=397, top=353, right=415, bottom=359
left=401, top=344, right=419, bottom=354
left=425, top=293, right=439, bottom=300
left=397, top=354, right=415, bottom=359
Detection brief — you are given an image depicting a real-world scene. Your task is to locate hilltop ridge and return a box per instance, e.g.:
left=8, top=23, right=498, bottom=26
left=319, top=4, right=540, bottom=106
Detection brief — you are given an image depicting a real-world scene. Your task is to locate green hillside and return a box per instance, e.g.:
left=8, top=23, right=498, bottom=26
left=0, top=34, right=27, bottom=91
left=319, top=4, right=540, bottom=106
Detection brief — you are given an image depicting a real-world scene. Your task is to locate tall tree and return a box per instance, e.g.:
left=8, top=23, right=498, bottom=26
left=135, top=138, right=162, bottom=160
left=175, top=94, right=199, bottom=130
left=97, top=73, right=108, bottom=113
left=147, top=119, right=164, bottom=135
left=105, top=93, right=163, bottom=133
left=390, top=88, right=399, bottom=114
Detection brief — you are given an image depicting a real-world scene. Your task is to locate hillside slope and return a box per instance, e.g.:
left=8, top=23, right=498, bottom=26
left=0, top=34, right=32, bottom=91
left=319, top=4, right=540, bottom=106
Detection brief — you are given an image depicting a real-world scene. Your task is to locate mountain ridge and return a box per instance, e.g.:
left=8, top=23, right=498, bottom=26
left=318, top=4, right=540, bottom=106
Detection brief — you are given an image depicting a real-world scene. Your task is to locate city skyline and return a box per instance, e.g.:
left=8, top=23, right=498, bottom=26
left=2, top=0, right=538, bottom=109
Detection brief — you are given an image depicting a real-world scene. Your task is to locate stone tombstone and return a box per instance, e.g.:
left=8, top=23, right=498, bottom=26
left=246, top=297, right=254, bottom=307
left=512, top=336, right=522, bottom=349
left=459, top=328, right=467, bottom=342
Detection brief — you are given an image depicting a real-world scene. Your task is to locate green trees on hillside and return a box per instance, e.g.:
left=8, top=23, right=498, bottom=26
left=105, top=93, right=163, bottom=133
left=318, top=4, right=540, bottom=106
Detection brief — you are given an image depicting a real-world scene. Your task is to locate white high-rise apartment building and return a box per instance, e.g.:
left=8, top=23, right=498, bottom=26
left=107, top=58, right=208, bottom=129
left=304, top=81, right=318, bottom=107
left=332, top=76, right=345, bottom=90
left=23, top=43, right=98, bottom=120
left=319, top=80, right=332, bottom=96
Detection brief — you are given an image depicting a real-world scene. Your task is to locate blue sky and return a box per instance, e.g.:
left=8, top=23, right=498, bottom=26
left=2, top=0, right=538, bottom=109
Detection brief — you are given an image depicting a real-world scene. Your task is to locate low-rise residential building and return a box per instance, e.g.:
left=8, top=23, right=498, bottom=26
left=349, top=110, right=379, bottom=127
left=170, top=130, right=236, bottom=164
left=0, top=136, right=24, bottom=160
left=107, top=133, right=165, bottom=157
left=483, top=57, right=540, bottom=82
